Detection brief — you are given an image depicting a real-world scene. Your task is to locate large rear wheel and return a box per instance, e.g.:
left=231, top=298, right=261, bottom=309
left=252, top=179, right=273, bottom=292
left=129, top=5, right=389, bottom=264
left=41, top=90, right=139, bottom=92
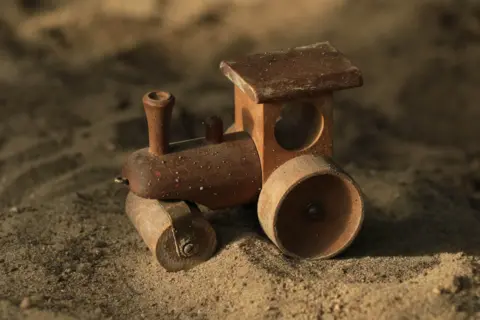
left=257, top=155, right=364, bottom=259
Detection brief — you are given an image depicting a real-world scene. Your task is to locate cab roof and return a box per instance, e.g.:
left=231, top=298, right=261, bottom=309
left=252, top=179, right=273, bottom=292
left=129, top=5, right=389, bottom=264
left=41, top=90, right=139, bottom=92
left=220, top=41, right=363, bottom=104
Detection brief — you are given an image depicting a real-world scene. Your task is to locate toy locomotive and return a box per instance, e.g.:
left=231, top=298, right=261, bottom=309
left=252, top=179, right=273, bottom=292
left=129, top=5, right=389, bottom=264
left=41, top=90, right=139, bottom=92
left=116, top=42, right=365, bottom=271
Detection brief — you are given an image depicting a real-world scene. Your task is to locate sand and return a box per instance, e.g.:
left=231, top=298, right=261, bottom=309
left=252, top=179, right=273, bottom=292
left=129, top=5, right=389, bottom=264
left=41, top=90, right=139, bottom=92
left=0, top=0, right=479, bottom=319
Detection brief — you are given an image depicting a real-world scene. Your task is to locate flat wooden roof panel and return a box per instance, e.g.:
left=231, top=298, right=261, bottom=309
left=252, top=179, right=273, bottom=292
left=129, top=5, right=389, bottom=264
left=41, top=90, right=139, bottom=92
left=220, top=42, right=363, bottom=104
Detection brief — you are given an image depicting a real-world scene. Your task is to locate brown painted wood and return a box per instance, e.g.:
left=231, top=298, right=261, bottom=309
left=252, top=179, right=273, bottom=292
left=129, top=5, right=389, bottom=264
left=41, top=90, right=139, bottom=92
left=233, top=87, right=333, bottom=183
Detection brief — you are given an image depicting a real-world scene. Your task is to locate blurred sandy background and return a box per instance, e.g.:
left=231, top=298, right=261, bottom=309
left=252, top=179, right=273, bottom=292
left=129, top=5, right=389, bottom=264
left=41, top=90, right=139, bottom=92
left=0, top=0, right=479, bottom=319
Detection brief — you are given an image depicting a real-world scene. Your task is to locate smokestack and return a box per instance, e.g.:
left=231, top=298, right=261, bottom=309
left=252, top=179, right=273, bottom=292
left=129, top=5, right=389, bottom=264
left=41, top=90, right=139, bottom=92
left=142, top=91, right=175, bottom=156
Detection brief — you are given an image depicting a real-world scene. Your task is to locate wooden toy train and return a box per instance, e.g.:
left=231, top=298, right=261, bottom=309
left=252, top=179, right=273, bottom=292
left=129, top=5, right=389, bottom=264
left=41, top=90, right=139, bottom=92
left=115, top=42, right=365, bottom=272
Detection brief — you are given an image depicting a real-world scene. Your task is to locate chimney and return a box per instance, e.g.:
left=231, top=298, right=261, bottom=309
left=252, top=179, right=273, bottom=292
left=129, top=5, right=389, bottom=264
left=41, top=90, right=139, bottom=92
left=142, top=91, right=175, bottom=156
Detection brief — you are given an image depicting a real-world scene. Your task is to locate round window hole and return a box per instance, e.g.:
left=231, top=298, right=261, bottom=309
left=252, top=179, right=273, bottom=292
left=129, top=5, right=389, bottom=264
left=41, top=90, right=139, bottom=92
left=274, top=101, right=324, bottom=151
